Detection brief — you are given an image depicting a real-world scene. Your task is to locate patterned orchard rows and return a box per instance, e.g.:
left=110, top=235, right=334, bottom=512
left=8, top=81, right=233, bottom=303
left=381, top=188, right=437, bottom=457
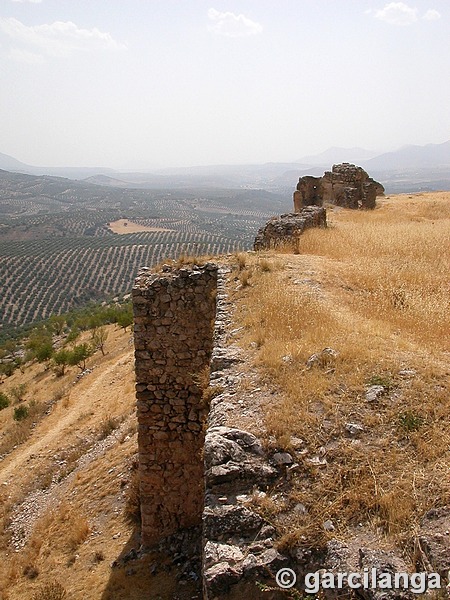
left=0, top=230, right=242, bottom=328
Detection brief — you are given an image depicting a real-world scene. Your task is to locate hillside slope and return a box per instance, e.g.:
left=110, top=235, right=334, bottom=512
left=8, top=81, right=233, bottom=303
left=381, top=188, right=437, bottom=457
left=0, top=192, right=448, bottom=599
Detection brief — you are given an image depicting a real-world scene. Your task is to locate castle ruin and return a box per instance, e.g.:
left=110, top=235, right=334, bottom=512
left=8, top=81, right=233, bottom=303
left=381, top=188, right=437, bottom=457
left=293, top=163, right=384, bottom=210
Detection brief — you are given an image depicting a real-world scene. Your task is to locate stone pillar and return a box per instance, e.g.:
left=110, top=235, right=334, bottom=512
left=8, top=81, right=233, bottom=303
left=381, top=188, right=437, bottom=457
left=132, top=263, right=218, bottom=548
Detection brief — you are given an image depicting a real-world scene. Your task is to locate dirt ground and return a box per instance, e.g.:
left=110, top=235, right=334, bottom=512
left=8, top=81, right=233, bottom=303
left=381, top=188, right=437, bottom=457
left=108, top=219, right=173, bottom=234
left=0, top=327, right=199, bottom=599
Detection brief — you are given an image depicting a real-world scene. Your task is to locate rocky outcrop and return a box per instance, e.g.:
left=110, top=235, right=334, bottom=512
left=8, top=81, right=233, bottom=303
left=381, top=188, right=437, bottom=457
left=253, top=206, right=327, bottom=251
left=293, top=164, right=384, bottom=211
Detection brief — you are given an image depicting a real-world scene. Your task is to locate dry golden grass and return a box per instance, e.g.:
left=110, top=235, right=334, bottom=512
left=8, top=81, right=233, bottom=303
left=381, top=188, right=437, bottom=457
left=235, top=192, right=450, bottom=549
left=0, top=326, right=141, bottom=600
left=295, top=194, right=450, bottom=348
left=152, top=252, right=216, bottom=272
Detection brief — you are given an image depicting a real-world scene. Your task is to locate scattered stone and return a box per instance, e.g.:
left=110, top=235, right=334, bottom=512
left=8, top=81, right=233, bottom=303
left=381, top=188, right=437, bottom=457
left=326, top=539, right=415, bottom=600
left=252, top=491, right=267, bottom=501
left=236, top=494, right=250, bottom=503
left=398, top=369, right=417, bottom=378
left=288, top=462, right=304, bottom=474
left=290, top=436, right=305, bottom=449
left=306, top=347, right=338, bottom=369
left=259, top=524, right=276, bottom=538
left=272, top=452, right=294, bottom=466
left=210, top=347, right=243, bottom=371
left=294, top=503, right=308, bottom=515
left=204, top=541, right=244, bottom=567
left=204, top=432, right=247, bottom=468
left=203, top=561, right=242, bottom=596
left=306, top=456, right=328, bottom=467
left=75, top=368, right=93, bottom=381
left=365, top=385, right=385, bottom=402
left=122, top=548, right=138, bottom=563
left=418, top=507, right=450, bottom=576
left=345, top=422, right=365, bottom=436
left=240, top=548, right=289, bottom=579
left=323, top=519, right=335, bottom=531
left=203, top=505, right=264, bottom=540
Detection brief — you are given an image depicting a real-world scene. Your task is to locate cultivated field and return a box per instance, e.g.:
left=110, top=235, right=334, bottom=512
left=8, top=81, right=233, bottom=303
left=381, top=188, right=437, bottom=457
left=0, top=170, right=290, bottom=337
left=108, top=219, right=172, bottom=234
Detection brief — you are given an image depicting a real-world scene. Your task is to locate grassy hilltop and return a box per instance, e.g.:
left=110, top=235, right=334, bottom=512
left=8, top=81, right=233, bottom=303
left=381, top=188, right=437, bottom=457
left=0, top=192, right=448, bottom=599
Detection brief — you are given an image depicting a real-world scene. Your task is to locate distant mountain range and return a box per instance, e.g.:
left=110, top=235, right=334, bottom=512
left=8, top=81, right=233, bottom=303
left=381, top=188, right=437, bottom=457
left=1, top=141, right=450, bottom=193
left=0, top=152, right=116, bottom=180
left=296, top=146, right=379, bottom=166
left=362, top=141, right=450, bottom=170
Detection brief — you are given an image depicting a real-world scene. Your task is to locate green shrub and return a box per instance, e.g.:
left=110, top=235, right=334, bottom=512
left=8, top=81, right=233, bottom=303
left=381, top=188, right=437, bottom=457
left=68, top=343, right=93, bottom=370
left=13, top=404, right=29, bottom=421
left=399, top=411, right=424, bottom=432
left=65, top=327, right=80, bottom=343
left=35, top=341, right=54, bottom=363
left=48, top=315, right=66, bottom=335
left=117, top=308, right=133, bottom=331
left=367, top=373, right=393, bottom=389
left=53, top=349, right=71, bottom=376
left=10, top=383, right=27, bottom=402
left=91, top=326, right=108, bottom=355
left=0, top=392, right=10, bottom=410
left=0, top=361, right=18, bottom=377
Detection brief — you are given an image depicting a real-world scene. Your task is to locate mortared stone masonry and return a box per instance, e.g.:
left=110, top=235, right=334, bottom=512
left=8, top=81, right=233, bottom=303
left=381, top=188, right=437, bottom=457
left=132, top=263, right=218, bottom=547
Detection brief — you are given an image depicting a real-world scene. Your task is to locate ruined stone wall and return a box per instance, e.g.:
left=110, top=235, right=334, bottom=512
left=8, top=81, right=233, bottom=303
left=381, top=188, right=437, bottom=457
left=294, top=164, right=384, bottom=210
left=132, top=263, right=218, bottom=547
left=293, top=175, right=323, bottom=211
left=253, top=207, right=327, bottom=251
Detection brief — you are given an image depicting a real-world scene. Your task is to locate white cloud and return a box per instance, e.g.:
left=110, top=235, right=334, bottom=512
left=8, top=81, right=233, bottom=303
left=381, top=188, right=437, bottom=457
left=0, top=17, right=126, bottom=59
left=7, top=47, right=44, bottom=64
left=207, top=8, right=262, bottom=38
left=12, top=0, right=43, bottom=4
left=374, top=2, right=418, bottom=25
left=423, top=9, right=441, bottom=21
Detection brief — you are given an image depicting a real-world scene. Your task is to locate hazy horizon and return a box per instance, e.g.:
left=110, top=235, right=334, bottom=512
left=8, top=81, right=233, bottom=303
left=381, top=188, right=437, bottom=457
left=1, top=1, right=449, bottom=169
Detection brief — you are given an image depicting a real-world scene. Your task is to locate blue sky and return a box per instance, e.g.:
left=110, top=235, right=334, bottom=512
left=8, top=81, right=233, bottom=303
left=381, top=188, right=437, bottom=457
left=0, top=1, right=449, bottom=168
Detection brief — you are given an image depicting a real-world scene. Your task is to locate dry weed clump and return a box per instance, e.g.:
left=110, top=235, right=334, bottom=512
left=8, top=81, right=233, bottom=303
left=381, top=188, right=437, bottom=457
left=32, top=581, right=67, bottom=600
left=34, top=502, right=91, bottom=554
left=231, top=251, right=282, bottom=289
left=235, top=193, right=449, bottom=548
left=153, top=253, right=215, bottom=272
left=98, top=414, right=122, bottom=440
